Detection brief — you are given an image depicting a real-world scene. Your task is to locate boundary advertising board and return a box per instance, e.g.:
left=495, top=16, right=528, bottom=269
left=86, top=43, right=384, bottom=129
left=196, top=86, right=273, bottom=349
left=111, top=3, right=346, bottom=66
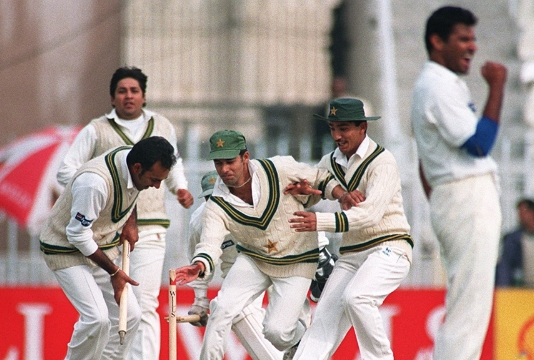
left=6, top=287, right=530, bottom=360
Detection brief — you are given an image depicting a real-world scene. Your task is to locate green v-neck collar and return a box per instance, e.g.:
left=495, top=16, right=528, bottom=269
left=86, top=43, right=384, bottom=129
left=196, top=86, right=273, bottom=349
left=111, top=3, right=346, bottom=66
left=330, top=144, right=385, bottom=191
left=107, top=117, right=155, bottom=145
left=105, top=146, right=139, bottom=223
left=210, top=159, right=280, bottom=230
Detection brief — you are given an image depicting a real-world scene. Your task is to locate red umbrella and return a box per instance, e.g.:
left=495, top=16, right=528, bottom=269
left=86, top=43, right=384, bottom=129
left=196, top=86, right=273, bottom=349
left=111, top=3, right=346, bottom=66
left=0, top=125, right=80, bottom=235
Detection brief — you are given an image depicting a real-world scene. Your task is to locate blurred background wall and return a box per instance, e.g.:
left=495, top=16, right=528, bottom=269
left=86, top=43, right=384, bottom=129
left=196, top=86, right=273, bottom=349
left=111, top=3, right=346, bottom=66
left=0, top=0, right=122, bottom=144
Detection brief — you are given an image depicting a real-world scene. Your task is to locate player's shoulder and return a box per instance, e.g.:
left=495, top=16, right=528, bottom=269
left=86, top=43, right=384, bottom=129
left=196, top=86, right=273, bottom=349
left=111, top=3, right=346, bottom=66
left=190, top=202, right=207, bottom=219
left=263, top=155, right=298, bottom=166
left=204, top=197, right=223, bottom=212
left=89, top=114, right=111, bottom=125
left=370, top=147, right=399, bottom=172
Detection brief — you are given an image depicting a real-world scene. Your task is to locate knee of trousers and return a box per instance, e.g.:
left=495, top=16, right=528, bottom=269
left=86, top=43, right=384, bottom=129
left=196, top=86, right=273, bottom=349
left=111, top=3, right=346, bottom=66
left=128, top=302, right=143, bottom=327
left=262, top=321, right=298, bottom=351
left=85, top=315, right=112, bottom=335
left=342, top=294, right=379, bottom=315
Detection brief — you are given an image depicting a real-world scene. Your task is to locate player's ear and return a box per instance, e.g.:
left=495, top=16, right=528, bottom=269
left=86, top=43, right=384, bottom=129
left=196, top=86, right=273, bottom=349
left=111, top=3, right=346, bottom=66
left=242, top=151, right=250, bottom=163
left=131, top=162, right=143, bottom=175
left=429, top=33, right=444, bottom=52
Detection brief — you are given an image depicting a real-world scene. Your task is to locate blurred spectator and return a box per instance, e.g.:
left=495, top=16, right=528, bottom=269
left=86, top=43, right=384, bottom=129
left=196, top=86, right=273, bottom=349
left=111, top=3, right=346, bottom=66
left=495, top=198, right=534, bottom=287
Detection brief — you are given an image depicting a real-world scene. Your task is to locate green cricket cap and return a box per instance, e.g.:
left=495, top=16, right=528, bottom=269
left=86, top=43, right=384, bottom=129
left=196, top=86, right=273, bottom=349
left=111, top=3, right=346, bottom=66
left=198, top=170, right=218, bottom=198
left=313, top=97, right=380, bottom=122
left=207, top=130, right=247, bottom=160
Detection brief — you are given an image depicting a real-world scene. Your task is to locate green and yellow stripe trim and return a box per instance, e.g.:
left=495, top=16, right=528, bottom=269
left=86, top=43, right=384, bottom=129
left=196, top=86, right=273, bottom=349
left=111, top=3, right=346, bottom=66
left=236, top=245, right=319, bottom=265
left=330, top=144, right=385, bottom=192
left=40, top=233, right=121, bottom=255
left=193, top=253, right=215, bottom=274
left=317, top=173, right=334, bottom=200
left=107, top=117, right=155, bottom=145
left=105, top=146, right=139, bottom=223
left=334, top=212, right=349, bottom=232
left=339, top=233, right=413, bottom=254
left=211, top=159, right=280, bottom=230
left=137, top=218, right=171, bottom=228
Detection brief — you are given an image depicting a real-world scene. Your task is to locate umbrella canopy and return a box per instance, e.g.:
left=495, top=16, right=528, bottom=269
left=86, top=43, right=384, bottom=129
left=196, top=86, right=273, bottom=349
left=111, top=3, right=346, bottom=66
left=0, top=126, right=80, bottom=235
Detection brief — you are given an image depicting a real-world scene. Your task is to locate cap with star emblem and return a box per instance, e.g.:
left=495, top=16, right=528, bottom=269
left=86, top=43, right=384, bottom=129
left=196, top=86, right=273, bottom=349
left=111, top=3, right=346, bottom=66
left=198, top=170, right=218, bottom=198
left=313, top=97, right=380, bottom=122
left=207, top=129, right=248, bottom=160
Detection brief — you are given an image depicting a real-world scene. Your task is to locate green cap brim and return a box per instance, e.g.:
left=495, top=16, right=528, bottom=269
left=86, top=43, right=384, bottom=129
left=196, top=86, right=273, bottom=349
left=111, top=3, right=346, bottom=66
left=313, top=113, right=381, bottom=121
left=207, top=149, right=241, bottom=160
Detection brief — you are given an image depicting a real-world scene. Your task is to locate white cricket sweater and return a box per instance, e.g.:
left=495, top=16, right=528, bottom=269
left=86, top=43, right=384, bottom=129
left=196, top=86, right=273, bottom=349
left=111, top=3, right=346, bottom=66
left=193, top=156, right=332, bottom=279
left=90, top=114, right=180, bottom=230
left=315, top=138, right=413, bottom=256
left=40, top=147, right=138, bottom=270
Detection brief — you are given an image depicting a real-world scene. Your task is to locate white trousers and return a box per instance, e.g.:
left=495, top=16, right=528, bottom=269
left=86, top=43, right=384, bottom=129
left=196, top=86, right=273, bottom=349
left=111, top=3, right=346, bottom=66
left=231, top=294, right=284, bottom=360
left=54, top=264, right=141, bottom=360
left=127, top=231, right=166, bottom=360
left=294, top=245, right=411, bottom=360
left=200, top=254, right=311, bottom=360
left=430, top=174, right=501, bottom=360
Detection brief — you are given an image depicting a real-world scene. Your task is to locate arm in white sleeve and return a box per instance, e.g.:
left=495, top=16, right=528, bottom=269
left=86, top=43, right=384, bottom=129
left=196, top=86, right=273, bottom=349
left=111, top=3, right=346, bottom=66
left=187, top=203, right=222, bottom=297
left=57, top=125, right=98, bottom=186
left=191, top=202, right=227, bottom=276
left=187, top=276, right=213, bottom=300
left=317, top=154, right=340, bottom=201
left=280, top=156, right=336, bottom=206
left=315, top=162, right=398, bottom=232
left=162, top=126, right=188, bottom=193
left=65, top=172, right=108, bottom=256
left=165, top=157, right=188, bottom=194
left=187, top=204, right=205, bottom=261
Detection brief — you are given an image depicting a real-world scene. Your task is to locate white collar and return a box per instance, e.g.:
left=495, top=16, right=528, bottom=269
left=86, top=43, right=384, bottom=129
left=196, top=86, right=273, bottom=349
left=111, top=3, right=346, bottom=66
left=332, top=135, right=370, bottom=167
left=106, top=108, right=155, bottom=122
left=213, top=160, right=257, bottom=196
left=120, top=150, right=136, bottom=190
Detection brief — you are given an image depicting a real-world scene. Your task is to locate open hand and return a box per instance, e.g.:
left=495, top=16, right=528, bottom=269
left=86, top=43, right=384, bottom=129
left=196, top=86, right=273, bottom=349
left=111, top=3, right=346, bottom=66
left=289, top=211, right=317, bottom=232
left=175, top=263, right=204, bottom=285
left=284, top=179, right=322, bottom=196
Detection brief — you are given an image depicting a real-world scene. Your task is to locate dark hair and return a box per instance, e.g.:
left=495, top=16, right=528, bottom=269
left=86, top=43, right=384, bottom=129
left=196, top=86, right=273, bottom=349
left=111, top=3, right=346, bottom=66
left=127, top=136, right=177, bottom=171
left=110, top=66, right=148, bottom=98
left=424, top=6, right=477, bottom=55
left=517, top=198, right=534, bottom=211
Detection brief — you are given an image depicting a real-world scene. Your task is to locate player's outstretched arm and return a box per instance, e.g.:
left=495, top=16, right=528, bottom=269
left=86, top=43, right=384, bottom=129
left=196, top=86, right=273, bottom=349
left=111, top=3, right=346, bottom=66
left=284, top=179, right=322, bottom=196
left=175, top=262, right=205, bottom=285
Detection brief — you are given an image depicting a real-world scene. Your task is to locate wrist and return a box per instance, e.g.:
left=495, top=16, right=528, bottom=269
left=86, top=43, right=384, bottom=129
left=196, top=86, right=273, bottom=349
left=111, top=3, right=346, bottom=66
left=109, top=267, right=120, bottom=277
left=194, top=261, right=206, bottom=277
left=338, top=192, right=348, bottom=203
